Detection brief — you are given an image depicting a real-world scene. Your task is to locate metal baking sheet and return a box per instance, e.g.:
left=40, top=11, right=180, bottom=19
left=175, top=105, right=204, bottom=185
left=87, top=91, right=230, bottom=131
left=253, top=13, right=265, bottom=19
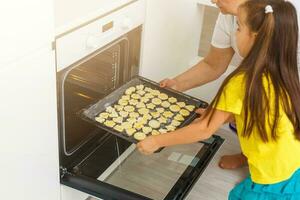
left=80, top=76, right=208, bottom=144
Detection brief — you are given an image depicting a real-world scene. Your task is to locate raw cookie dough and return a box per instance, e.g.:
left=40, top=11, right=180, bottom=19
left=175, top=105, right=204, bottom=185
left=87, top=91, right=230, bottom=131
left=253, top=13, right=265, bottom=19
left=158, top=93, right=168, bottom=100
left=126, top=128, right=136, bottom=136
left=180, top=109, right=190, bottom=117
left=129, top=112, right=139, bottom=118
left=114, top=125, right=124, bottom=132
left=134, top=132, right=146, bottom=141
left=137, top=90, right=146, bottom=96
left=137, top=117, right=148, bottom=125
left=150, top=112, right=160, bottom=119
left=159, top=128, right=168, bottom=134
left=121, top=95, right=130, bottom=101
left=109, top=112, right=118, bottom=118
left=144, top=87, right=153, bottom=93
left=143, top=114, right=152, bottom=120
left=106, top=106, right=115, bottom=113
left=174, top=114, right=185, bottom=121
left=169, top=105, right=180, bottom=112
left=113, top=117, right=123, bottom=124
left=104, top=120, right=116, bottom=128
left=124, top=105, right=135, bottom=112
left=168, top=97, right=177, bottom=104
left=127, top=118, right=137, bottom=124
left=146, top=103, right=156, bottom=109
left=177, top=102, right=186, bottom=108
left=99, top=112, right=109, bottom=119
left=122, top=122, right=132, bottom=129
left=136, top=102, right=146, bottom=108
left=152, top=98, right=162, bottom=105
left=186, top=105, right=196, bottom=112
left=95, top=117, right=105, bottom=123
left=129, top=99, right=138, bottom=106
left=151, top=130, right=160, bottom=136
left=131, top=94, right=141, bottom=100
left=134, top=122, right=144, bottom=130
left=125, top=87, right=136, bottom=95
left=119, top=111, right=129, bottom=118
left=161, top=101, right=171, bottom=108
left=163, top=111, right=174, bottom=118
left=158, top=117, right=167, bottom=124
left=118, top=99, right=128, bottom=106
left=166, top=125, right=176, bottom=131
left=114, top=105, right=124, bottom=112
left=136, top=84, right=145, bottom=90
left=171, top=120, right=181, bottom=127
left=149, top=120, right=160, bottom=129
left=151, top=89, right=160, bottom=96
left=156, top=107, right=165, bottom=113
left=138, top=108, right=150, bottom=115
left=145, top=93, right=154, bottom=99
left=142, top=126, right=152, bottom=135
left=141, top=97, right=150, bottom=103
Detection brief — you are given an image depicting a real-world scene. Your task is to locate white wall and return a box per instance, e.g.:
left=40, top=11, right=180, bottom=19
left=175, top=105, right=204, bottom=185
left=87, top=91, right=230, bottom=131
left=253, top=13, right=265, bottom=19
left=140, top=0, right=203, bottom=82
left=0, top=0, right=54, bottom=68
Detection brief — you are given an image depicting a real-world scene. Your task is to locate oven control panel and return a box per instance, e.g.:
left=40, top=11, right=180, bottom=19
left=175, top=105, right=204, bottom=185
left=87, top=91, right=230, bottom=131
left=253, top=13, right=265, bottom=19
left=55, top=0, right=145, bottom=71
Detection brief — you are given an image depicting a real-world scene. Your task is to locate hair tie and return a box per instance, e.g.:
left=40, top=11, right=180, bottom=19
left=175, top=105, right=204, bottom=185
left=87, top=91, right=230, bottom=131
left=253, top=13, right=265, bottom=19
left=265, top=5, right=273, bottom=14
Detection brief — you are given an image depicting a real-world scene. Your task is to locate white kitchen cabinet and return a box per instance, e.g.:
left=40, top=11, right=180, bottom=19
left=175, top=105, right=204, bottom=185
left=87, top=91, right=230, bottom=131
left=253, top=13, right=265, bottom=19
left=0, top=0, right=54, bottom=68
left=0, top=47, right=60, bottom=200
left=0, top=0, right=60, bottom=199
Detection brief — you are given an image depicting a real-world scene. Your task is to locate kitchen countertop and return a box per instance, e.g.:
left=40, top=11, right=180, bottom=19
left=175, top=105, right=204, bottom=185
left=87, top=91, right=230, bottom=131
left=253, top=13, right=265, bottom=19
left=186, top=126, right=249, bottom=200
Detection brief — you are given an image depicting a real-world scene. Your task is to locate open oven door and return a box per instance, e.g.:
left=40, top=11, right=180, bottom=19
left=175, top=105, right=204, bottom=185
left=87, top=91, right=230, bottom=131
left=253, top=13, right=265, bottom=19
left=60, top=135, right=223, bottom=200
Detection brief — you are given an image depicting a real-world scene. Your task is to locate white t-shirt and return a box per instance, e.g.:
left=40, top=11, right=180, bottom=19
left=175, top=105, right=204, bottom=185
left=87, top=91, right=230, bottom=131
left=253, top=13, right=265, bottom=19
left=211, top=0, right=300, bottom=68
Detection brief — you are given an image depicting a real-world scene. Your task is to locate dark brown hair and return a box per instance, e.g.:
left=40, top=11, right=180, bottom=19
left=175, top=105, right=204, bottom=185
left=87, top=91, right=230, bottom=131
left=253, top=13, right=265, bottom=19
left=205, top=0, right=300, bottom=142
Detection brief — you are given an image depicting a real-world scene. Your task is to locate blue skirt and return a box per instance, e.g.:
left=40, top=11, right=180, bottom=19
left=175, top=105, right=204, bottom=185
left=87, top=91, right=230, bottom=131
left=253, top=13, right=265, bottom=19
left=229, top=169, right=300, bottom=200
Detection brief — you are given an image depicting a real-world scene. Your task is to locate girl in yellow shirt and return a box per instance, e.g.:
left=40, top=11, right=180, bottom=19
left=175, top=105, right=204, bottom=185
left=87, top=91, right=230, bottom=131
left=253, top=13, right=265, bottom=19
left=137, top=0, right=300, bottom=199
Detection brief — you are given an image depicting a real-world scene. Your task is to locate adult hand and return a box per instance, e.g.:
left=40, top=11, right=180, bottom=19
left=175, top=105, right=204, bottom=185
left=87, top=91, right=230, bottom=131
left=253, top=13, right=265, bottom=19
left=159, top=78, right=181, bottom=91
left=137, top=136, right=160, bottom=155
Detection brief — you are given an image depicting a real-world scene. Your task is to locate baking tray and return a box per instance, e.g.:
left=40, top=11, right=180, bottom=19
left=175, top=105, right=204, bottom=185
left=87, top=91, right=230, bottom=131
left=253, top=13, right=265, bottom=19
left=80, top=76, right=208, bottom=145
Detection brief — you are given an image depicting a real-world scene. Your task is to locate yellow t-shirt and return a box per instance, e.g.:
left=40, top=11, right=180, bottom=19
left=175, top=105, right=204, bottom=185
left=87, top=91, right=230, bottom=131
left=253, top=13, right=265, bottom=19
left=216, top=73, right=300, bottom=184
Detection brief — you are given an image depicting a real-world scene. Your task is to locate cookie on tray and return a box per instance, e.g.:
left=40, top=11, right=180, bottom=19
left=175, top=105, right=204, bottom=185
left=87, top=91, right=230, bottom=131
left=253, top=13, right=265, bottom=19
left=170, top=104, right=180, bottom=112
left=186, top=105, right=196, bottom=112
left=180, top=109, right=190, bottom=117
left=149, top=120, right=160, bottom=129
left=134, top=132, right=146, bottom=141
left=168, top=97, right=177, bottom=104
left=161, top=101, right=170, bottom=108
left=104, top=120, right=116, bottom=128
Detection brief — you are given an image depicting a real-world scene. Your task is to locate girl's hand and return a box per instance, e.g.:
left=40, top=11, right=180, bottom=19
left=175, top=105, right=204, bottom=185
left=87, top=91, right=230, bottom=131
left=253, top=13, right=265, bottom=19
left=137, top=136, right=160, bottom=155
left=159, top=78, right=181, bottom=91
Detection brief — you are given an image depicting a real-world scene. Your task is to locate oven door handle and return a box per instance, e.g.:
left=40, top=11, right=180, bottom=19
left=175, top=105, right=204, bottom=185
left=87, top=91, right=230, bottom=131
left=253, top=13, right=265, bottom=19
left=61, top=173, right=152, bottom=200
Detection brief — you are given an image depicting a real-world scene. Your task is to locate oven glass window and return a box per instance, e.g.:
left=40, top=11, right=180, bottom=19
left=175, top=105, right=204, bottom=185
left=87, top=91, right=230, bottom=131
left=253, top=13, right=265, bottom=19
left=62, top=40, right=130, bottom=154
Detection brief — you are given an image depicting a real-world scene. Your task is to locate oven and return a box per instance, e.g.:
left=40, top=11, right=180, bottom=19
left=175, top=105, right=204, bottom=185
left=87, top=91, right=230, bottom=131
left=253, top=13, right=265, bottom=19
left=55, top=1, right=223, bottom=199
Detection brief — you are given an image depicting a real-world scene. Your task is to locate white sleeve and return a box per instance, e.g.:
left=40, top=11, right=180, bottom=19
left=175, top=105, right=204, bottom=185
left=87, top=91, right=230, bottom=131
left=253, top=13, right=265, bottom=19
left=287, top=0, right=300, bottom=71
left=211, top=13, right=232, bottom=49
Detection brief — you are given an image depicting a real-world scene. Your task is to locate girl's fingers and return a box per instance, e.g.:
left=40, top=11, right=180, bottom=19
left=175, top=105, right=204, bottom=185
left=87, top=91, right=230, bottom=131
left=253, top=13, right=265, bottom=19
left=195, top=108, right=206, bottom=115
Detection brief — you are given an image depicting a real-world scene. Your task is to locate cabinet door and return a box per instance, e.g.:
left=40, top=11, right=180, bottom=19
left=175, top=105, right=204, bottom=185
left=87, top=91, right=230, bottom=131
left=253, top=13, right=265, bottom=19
left=0, top=0, right=54, bottom=67
left=0, top=48, right=60, bottom=200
